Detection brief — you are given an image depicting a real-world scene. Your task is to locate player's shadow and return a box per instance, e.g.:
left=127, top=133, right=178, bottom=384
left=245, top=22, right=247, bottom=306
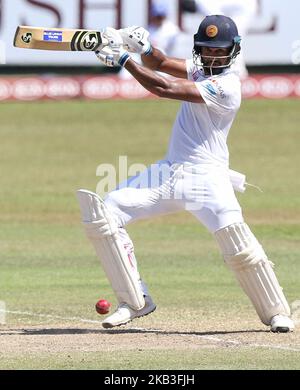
left=102, top=328, right=267, bottom=336
left=0, top=328, right=267, bottom=336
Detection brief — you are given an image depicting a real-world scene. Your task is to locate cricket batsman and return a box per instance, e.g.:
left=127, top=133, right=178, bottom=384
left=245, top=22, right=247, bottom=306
left=77, top=15, right=294, bottom=332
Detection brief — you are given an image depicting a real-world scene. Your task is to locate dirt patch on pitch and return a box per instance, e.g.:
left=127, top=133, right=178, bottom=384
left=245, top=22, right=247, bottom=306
left=0, top=318, right=299, bottom=356
left=0, top=325, right=221, bottom=355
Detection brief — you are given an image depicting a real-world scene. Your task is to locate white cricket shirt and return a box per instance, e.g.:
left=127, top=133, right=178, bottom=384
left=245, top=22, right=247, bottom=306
left=166, top=59, right=241, bottom=166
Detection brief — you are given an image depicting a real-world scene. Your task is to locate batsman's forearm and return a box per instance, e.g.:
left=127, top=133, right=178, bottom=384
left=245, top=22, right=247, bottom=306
left=141, top=47, right=167, bottom=71
left=124, top=59, right=169, bottom=96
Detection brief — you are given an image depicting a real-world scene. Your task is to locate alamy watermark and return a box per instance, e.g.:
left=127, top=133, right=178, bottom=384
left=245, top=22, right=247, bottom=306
left=96, top=155, right=148, bottom=196
left=291, top=300, right=300, bottom=325
left=0, top=301, right=6, bottom=325
left=95, top=156, right=206, bottom=211
left=291, top=40, right=300, bottom=64
left=0, top=40, right=6, bottom=64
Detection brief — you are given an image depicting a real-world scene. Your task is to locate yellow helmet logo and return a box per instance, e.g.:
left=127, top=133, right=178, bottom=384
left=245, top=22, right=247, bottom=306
left=206, top=25, right=218, bottom=38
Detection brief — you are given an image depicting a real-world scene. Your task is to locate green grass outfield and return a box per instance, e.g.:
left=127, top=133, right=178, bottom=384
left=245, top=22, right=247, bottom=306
left=0, top=98, right=299, bottom=370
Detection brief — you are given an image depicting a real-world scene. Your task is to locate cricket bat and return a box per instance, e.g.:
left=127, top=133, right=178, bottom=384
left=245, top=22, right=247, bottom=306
left=13, top=26, right=108, bottom=51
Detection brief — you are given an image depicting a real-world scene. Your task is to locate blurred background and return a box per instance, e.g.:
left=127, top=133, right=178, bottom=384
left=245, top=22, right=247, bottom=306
left=0, top=0, right=300, bottom=100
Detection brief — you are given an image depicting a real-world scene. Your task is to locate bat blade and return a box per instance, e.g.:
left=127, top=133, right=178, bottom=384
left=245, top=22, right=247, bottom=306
left=13, top=26, right=108, bottom=51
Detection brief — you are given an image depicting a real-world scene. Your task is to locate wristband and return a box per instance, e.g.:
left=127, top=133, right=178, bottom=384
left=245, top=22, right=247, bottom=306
left=118, top=51, right=130, bottom=66
left=143, top=45, right=153, bottom=56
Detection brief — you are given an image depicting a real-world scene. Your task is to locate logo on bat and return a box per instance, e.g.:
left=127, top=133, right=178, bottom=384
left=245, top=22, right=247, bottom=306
left=21, top=32, right=32, bottom=44
left=71, top=31, right=102, bottom=51
left=82, top=32, right=99, bottom=50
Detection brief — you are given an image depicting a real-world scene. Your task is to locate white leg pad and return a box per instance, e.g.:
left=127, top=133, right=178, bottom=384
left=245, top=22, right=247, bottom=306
left=215, top=223, right=290, bottom=325
left=77, top=189, right=145, bottom=310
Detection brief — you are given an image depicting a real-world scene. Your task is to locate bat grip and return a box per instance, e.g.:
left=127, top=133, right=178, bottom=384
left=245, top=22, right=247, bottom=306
left=101, top=37, right=109, bottom=47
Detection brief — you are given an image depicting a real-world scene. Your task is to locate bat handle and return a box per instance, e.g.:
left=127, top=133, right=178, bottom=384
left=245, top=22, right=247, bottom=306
left=101, top=37, right=109, bottom=47
left=98, top=38, right=128, bottom=52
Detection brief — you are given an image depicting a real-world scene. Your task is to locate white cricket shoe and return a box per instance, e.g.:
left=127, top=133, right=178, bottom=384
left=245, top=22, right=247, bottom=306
left=102, top=295, right=156, bottom=329
left=270, top=314, right=295, bottom=333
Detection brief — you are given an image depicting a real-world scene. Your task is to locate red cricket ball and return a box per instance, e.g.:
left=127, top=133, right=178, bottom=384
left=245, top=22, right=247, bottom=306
left=95, top=299, right=111, bottom=315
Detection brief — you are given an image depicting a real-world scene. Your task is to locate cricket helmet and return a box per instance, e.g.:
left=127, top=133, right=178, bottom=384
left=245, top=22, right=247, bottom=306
left=193, top=15, right=241, bottom=71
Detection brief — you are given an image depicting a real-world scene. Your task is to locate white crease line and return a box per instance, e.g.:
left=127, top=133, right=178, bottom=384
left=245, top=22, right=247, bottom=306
left=200, top=336, right=300, bottom=352
left=1, top=309, right=299, bottom=352
left=248, top=343, right=300, bottom=352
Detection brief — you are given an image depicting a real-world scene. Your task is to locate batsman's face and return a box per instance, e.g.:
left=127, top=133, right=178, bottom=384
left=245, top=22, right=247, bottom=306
left=200, top=46, right=231, bottom=67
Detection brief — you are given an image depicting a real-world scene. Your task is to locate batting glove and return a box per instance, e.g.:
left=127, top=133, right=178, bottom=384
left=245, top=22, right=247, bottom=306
left=103, top=27, right=123, bottom=49
left=119, top=26, right=153, bottom=56
left=95, top=45, right=130, bottom=67
left=96, top=27, right=130, bottom=66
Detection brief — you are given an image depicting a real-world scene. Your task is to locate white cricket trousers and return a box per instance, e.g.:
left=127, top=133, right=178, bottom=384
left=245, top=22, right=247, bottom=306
left=104, top=160, right=244, bottom=233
